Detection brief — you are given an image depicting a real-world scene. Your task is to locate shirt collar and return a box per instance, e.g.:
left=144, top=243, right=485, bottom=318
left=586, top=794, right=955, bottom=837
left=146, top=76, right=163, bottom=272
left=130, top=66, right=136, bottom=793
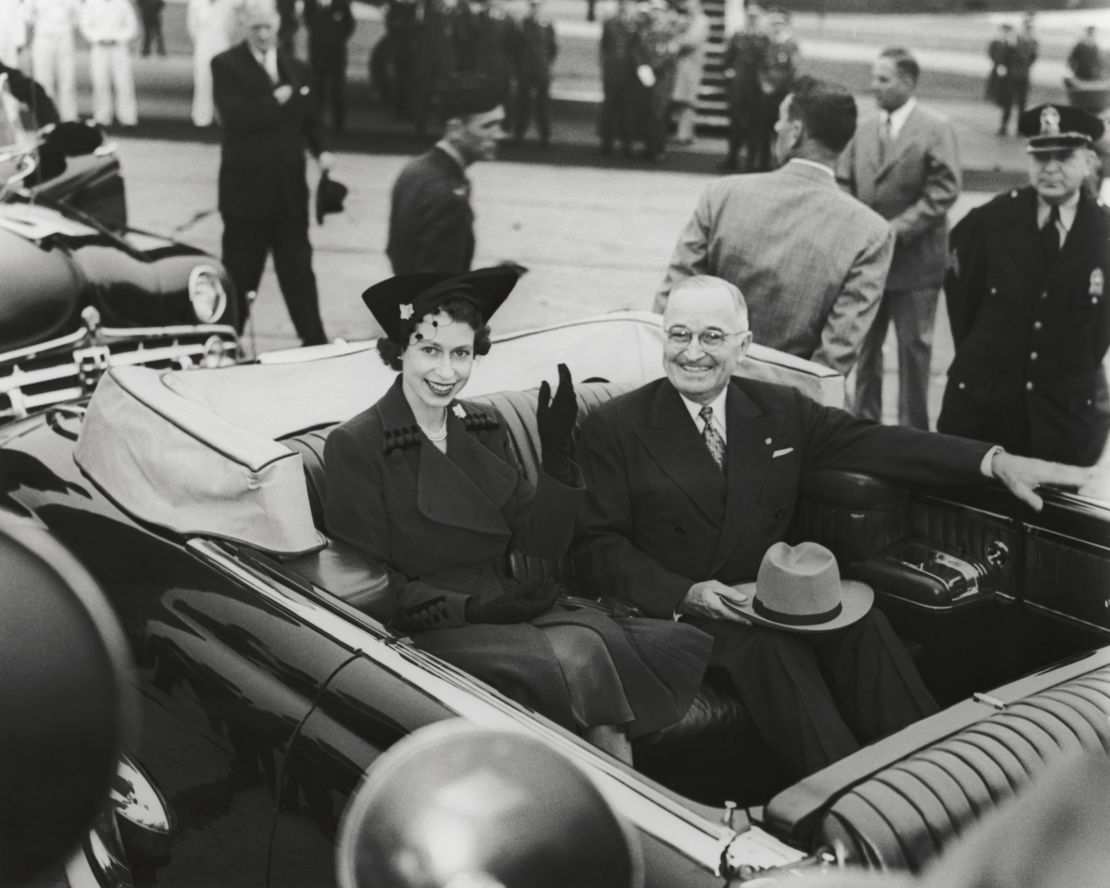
left=435, top=139, right=468, bottom=172
left=679, top=389, right=728, bottom=443
left=786, top=158, right=836, bottom=178
left=1037, top=189, right=1081, bottom=234
left=883, top=97, right=916, bottom=139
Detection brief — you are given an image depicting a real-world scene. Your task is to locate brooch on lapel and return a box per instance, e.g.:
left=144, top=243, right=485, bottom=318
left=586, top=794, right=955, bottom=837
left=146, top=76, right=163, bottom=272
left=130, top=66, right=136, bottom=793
left=453, top=185, right=470, bottom=199
left=1090, top=269, right=1104, bottom=303
left=452, top=403, right=467, bottom=419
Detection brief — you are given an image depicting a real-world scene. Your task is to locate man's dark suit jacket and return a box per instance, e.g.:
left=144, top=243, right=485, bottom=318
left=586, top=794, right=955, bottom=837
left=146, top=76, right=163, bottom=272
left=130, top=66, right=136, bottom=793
left=387, top=146, right=475, bottom=274
left=212, top=42, right=324, bottom=221
left=574, top=377, right=991, bottom=619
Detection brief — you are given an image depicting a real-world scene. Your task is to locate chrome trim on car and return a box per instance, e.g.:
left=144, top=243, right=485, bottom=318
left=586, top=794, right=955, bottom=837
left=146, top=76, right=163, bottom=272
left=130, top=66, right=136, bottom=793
left=184, top=538, right=796, bottom=876
left=0, top=324, right=240, bottom=421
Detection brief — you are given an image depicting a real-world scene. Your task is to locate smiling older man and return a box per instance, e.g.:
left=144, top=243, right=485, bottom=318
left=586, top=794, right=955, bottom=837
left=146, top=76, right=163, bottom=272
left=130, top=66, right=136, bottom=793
left=574, top=274, right=1095, bottom=779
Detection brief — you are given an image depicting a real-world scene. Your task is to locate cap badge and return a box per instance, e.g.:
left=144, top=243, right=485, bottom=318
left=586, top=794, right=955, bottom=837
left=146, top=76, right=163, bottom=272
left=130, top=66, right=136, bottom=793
left=1040, top=105, right=1061, bottom=136
left=1090, top=269, right=1104, bottom=299
left=399, top=303, right=414, bottom=320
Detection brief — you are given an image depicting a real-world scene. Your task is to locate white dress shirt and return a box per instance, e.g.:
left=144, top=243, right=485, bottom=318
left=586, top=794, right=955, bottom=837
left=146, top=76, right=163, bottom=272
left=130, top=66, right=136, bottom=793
left=883, top=96, right=917, bottom=140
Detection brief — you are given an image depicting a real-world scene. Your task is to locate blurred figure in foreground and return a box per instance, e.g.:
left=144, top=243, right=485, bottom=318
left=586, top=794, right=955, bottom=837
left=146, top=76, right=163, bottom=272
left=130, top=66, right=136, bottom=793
left=337, top=722, right=643, bottom=888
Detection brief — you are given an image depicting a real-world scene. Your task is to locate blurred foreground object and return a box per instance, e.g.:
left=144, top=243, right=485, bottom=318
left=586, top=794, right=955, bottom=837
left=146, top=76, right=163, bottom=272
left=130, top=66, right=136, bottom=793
left=0, top=510, right=134, bottom=884
left=336, top=721, right=642, bottom=888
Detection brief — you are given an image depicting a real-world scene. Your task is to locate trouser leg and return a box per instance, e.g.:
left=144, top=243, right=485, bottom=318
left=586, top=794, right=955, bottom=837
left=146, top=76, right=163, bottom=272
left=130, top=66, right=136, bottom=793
left=56, top=38, right=77, bottom=121
left=220, top=215, right=271, bottom=333
left=112, top=44, right=138, bottom=125
left=889, top=287, right=940, bottom=430
left=271, top=215, right=327, bottom=346
left=849, top=290, right=891, bottom=422
left=695, top=620, right=860, bottom=779
left=332, top=62, right=347, bottom=133
left=90, top=45, right=112, bottom=126
left=536, top=81, right=551, bottom=144
left=193, top=50, right=215, bottom=126
left=810, top=609, right=938, bottom=744
left=514, top=80, right=531, bottom=140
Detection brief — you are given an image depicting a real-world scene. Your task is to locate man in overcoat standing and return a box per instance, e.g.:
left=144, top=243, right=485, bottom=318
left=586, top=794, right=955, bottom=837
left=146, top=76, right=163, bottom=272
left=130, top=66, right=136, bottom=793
left=938, top=105, right=1110, bottom=467
left=840, top=47, right=961, bottom=430
left=304, top=0, right=356, bottom=134
left=656, top=77, right=893, bottom=378
left=213, top=0, right=333, bottom=344
left=387, top=74, right=504, bottom=274
left=575, top=274, right=1095, bottom=780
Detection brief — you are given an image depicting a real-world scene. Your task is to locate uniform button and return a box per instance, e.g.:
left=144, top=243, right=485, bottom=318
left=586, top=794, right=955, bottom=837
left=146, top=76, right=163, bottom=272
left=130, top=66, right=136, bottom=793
left=1033, top=321, right=1043, bottom=331
left=1030, top=351, right=1038, bottom=360
left=990, top=287, right=998, bottom=294
left=1026, top=381, right=1034, bottom=391
left=1040, top=291, right=1049, bottom=300
left=958, top=382, right=966, bottom=390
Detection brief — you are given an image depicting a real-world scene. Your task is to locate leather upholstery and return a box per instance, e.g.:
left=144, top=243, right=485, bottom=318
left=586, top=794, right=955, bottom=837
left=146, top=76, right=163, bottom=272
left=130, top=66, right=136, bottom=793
left=766, top=652, right=1110, bottom=872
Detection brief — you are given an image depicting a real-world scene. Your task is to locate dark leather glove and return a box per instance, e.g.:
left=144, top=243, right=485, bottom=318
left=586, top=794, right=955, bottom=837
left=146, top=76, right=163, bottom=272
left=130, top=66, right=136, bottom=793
left=536, top=363, right=578, bottom=485
left=465, top=578, right=559, bottom=625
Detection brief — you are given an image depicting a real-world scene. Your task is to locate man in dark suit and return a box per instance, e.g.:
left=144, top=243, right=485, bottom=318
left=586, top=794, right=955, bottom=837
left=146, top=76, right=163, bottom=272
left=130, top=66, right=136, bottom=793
left=304, top=0, right=356, bottom=134
left=387, top=74, right=504, bottom=274
left=938, top=105, right=1110, bottom=467
left=212, top=0, right=332, bottom=345
left=574, top=274, right=1092, bottom=779
left=839, top=47, right=961, bottom=430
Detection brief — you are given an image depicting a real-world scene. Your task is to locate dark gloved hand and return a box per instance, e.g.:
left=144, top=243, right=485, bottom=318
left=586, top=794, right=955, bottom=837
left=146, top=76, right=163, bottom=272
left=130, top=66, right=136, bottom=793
left=465, top=578, right=559, bottom=625
left=536, top=363, right=578, bottom=485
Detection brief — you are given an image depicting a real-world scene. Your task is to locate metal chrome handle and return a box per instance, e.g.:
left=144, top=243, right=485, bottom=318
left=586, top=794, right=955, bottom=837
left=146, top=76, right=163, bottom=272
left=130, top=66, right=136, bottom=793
left=985, top=540, right=1009, bottom=568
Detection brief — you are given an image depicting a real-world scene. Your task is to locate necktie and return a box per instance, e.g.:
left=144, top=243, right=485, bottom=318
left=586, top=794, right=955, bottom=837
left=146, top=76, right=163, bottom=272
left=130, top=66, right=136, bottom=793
left=878, top=115, right=893, bottom=165
left=699, top=406, right=725, bottom=472
left=1041, top=204, right=1061, bottom=267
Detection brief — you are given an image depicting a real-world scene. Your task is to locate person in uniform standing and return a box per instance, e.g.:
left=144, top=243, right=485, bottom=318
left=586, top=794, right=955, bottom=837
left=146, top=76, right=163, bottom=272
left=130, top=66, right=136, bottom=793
left=213, top=0, right=334, bottom=344
left=79, top=0, right=140, bottom=128
left=513, top=0, right=556, bottom=146
left=722, top=5, right=767, bottom=171
left=839, top=47, right=961, bottom=430
left=413, top=0, right=471, bottom=136
left=632, top=0, right=683, bottom=164
left=669, top=0, right=707, bottom=146
left=304, top=0, right=356, bottom=133
left=137, top=0, right=166, bottom=57
left=986, top=23, right=1018, bottom=136
left=25, top=0, right=80, bottom=121
left=1066, top=26, right=1104, bottom=83
left=751, top=6, right=797, bottom=172
left=938, top=105, right=1110, bottom=467
left=188, top=0, right=238, bottom=127
left=598, top=0, right=637, bottom=157
left=388, top=74, right=503, bottom=274
left=465, top=0, right=515, bottom=132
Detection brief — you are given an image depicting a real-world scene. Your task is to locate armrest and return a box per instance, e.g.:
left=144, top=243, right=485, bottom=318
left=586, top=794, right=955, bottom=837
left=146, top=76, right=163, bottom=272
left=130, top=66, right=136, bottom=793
left=790, top=471, right=909, bottom=562
left=285, top=540, right=396, bottom=622
left=799, top=470, right=905, bottom=510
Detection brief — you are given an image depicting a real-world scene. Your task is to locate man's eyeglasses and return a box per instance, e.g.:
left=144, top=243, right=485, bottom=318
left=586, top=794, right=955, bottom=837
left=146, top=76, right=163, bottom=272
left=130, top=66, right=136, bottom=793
left=665, top=327, right=746, bottom=351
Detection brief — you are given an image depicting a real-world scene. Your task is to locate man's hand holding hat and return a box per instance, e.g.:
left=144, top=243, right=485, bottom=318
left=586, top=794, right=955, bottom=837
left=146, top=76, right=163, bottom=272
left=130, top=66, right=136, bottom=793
left=680, top=579, right=750, bottom=621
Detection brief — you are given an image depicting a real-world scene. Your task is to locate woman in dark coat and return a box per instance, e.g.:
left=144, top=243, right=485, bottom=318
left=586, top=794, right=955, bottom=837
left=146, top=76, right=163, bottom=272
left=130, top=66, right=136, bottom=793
left=324, top=267, right=712, bottom=762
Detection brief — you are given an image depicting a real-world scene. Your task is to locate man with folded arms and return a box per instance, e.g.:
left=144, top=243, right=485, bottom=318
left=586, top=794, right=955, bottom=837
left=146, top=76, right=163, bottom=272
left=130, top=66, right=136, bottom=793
left=573, top=274, right=1094, bottom=779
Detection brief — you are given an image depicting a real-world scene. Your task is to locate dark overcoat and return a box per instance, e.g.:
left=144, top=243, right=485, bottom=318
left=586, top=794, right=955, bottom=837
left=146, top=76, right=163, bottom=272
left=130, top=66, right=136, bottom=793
left=387, top=146, right=475, bottom=274
left=938, top=186, right=1110, bottom=465
left=574, top=376, right=992, bottom=619
left=324, top=378, right=711, bottom=737
left=212, top=42, right=323, bottom=221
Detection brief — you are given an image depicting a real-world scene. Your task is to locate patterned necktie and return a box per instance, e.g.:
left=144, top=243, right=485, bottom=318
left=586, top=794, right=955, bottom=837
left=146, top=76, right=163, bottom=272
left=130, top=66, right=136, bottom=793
left=1041, top=204, right=1061, bottom=267
left=878, top=115, right=893, bottom=165
left=699, top=405, right=725, bottom=472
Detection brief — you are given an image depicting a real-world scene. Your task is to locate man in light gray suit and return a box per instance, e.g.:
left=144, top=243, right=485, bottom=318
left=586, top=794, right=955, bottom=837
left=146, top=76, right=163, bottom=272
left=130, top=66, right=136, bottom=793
left=839, top=47, right=961, bottom=429
left=656, top=77, right=893, bottom=377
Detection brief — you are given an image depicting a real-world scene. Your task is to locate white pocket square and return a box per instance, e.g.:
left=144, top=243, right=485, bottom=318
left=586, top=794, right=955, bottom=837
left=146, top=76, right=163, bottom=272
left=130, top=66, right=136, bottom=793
left=772, top=447, right=794, bottom=458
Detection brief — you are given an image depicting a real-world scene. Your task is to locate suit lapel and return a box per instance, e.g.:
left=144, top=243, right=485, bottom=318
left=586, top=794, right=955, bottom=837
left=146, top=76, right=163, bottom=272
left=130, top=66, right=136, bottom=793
left=999, top=188, right=1047, bottom=281
left=237, top=42, right=273, bottom=89
left=1047, top=190, right=1101, bottom=286
left=633, top=383, right=726, bottom=525
left=708, top=383, right=777, bottom=572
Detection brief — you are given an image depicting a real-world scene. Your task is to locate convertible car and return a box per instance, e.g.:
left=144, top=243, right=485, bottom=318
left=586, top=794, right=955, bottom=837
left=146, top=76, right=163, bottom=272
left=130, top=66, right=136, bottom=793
left=2, top=312, right=1108, bottom=887
left=0, top=106, right=239, bottom=425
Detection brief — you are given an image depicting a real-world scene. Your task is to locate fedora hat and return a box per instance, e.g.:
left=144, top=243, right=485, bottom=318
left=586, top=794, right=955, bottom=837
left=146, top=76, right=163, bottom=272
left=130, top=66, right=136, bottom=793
left=729, top=542, right=873, bottom=633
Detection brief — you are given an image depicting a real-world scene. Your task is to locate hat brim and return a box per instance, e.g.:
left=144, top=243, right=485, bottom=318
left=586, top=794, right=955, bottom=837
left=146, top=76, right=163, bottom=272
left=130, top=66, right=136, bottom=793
left=1025, top=136, right=1091, bottom=154
left=726, top=579, right=874, bottom=633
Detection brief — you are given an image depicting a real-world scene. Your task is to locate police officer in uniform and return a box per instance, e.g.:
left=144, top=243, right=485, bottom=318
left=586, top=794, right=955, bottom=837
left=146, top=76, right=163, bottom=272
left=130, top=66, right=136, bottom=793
left=939, top=104, right=1110, bottom=466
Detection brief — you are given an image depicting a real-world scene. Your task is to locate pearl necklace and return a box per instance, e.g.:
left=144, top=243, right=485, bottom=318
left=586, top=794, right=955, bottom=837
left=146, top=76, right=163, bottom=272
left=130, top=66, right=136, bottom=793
left=420, top=418, right=448, bottom=442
